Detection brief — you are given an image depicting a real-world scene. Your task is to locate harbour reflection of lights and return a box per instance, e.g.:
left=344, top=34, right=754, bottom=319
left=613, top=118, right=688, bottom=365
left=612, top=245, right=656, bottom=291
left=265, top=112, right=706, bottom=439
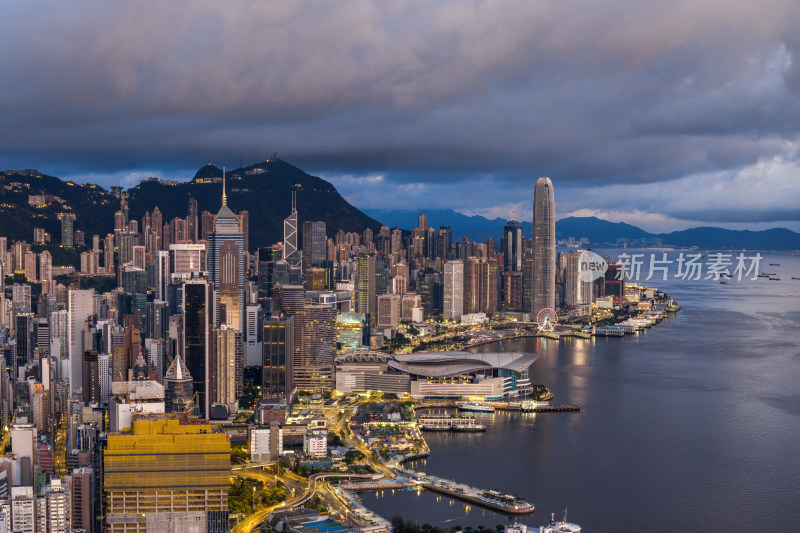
left=572, top=338, right=589, bottom=366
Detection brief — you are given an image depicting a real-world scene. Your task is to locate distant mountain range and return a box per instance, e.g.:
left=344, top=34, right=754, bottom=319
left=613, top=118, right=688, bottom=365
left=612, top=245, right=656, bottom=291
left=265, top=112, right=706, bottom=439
left=365, top=209, right=800, bottom=250
left=1, top=162, right=797, bottom=258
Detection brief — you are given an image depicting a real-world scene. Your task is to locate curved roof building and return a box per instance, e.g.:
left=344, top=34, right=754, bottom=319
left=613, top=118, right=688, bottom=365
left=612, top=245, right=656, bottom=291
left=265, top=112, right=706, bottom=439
left=387, top=351, right=537, bottom=379
left=335, top=350, right=538, bottom=400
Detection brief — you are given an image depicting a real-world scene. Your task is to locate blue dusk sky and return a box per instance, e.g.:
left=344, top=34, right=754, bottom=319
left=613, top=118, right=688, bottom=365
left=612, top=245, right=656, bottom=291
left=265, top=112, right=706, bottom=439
left=1, top=1, right=799, bottom=232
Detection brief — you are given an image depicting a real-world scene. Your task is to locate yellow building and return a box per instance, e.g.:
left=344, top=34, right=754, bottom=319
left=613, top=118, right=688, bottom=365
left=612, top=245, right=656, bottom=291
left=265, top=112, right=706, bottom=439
left=104, top=418, right=231, bottom=532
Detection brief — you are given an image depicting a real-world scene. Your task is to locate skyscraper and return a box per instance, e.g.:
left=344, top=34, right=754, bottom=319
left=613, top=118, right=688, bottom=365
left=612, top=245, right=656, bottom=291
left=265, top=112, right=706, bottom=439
left=355, top=254, right=377, bottom=325
left=296, top=304, right=336, bottom=393
left=443, top=260, right=464, bottom=321
left=503, top=219, right=523, bottom=272
left=182, top=279, right=213, bottom=417
left=164, top=354, right=193, bottom=413
left=302, top=221, right=327, bottom=268
left=532, top=177, right=556, bottom=318
left=283, top=190, right=301, bottom=268
left=68, top=289, right=94, bottom=395
left=187, top=196, right=198, bottom=242
left=262, top=316, right=293, bottom=399
left=211, top=325, right=239, bottom=407
left=208, top=170, right=245, bottom=332
left=58, top=212, right=76, bottom=248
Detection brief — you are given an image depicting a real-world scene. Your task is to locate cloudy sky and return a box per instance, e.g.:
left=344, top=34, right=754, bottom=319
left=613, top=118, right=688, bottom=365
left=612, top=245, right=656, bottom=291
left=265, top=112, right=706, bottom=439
left=2, top=0, right=799, bottom=232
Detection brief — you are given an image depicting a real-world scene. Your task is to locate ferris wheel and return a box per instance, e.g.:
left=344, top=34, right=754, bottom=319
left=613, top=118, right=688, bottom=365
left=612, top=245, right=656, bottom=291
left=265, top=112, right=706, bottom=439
left=536, top=308, right=558, bottom=332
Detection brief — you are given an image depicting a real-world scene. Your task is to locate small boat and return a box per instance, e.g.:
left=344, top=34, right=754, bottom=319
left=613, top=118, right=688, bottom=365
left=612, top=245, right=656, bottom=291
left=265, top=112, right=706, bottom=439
left=769, top=277, right=780, bottom=281
left=769, top=263, right=780, bottom=266
left=540, top=510, right=582, bottom=533
left=720, top=280, right=728, bottom=284
left=792, top=277, right=800, bottom=280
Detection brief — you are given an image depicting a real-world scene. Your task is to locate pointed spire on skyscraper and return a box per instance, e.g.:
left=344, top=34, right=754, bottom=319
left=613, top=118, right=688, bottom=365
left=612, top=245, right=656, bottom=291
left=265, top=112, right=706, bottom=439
left=222, top=166, right=227, bottom=207
left=291, top=188, right=297, bottom=213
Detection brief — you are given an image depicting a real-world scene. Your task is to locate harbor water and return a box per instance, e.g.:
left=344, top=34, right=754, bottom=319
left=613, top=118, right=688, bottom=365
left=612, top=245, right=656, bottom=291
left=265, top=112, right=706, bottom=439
left=361, top=252, right=800, bottom=531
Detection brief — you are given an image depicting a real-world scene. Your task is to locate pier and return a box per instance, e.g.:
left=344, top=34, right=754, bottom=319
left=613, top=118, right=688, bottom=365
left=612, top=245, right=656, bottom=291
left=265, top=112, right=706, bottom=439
left=521, top=403, right=580, bottom=413
left=347, top=465, right=535, bottom=515
left=592, top=327, right=626, bottom=337
left=420, top=480, right=534, bottom=514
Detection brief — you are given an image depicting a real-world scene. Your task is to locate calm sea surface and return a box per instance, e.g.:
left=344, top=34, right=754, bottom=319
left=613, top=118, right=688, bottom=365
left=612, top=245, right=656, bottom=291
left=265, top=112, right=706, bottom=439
left=361, top=251, right=800, bottom=532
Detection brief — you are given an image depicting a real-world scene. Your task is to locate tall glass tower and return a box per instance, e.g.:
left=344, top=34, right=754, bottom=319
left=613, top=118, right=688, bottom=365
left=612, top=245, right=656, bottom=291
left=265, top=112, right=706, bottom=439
left=208, top=170, right=245, bottom=332
left=532, top=177, right=555, bottom=319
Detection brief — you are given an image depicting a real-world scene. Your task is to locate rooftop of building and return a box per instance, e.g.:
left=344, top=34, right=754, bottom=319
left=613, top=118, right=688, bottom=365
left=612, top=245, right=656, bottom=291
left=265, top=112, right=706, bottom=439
left=336, top=350, right=538, bottom=378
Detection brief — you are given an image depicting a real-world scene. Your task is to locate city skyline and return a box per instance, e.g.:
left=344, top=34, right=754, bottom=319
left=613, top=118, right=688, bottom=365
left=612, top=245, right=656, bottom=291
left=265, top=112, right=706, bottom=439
left=0, top=3, right=797, bottom=531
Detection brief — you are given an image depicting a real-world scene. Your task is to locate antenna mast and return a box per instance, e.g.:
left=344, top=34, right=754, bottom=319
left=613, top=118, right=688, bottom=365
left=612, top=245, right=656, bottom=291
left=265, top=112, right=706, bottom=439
left=222, top=166, right=227, bottom=207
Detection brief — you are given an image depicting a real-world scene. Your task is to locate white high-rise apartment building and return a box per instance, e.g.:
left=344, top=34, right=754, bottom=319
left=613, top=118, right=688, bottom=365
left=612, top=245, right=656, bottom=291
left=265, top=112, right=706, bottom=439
left=68, top=290, right=94, bottom=394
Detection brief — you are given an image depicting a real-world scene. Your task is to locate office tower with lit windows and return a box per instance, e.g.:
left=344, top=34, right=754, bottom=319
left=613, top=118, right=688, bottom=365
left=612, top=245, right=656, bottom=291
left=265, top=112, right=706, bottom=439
left=211, top=325, right=239, bottom=407
left=302, top=221, right=327, bottom=268
left=296, top=304, right=336, bottom=393
left=355, top=254, right=377, bottom=325
left=187, top=196, right=198, bottom=242
left=532, top=177, right=556, bottom=318
left=444, top=260, right=464, bottom=321
left=208, top=171, right=245, bottom=333
left=262, top=316, right=294, bottom=398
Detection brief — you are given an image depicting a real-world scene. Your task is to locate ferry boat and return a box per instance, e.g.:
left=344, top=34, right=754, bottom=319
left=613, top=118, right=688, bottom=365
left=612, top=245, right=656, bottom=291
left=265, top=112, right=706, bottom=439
left=540, top=511, right=581, bottom=533
left=418, top=414, right=486, bottom=431
left=458, top=402, right=495, bottom=413
left=451, top=422, right=486, bottom=432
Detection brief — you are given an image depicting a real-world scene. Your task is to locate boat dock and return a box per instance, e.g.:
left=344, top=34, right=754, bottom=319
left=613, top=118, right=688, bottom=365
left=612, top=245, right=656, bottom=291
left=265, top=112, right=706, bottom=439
left=411, top=471, right=534, bottom=515
left=521, top=403, right=580, bottom=413
left=592, top=327, right=626, bottom=337
left=352, top=465, right=535, bottom=515
left=341, top=480, right=416, bottom=491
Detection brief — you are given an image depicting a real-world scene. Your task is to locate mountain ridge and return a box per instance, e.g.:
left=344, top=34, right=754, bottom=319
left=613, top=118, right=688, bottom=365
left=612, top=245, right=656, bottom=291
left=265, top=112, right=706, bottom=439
left=0, top=160, right=382, bottom=252
left=2, top=164, right=797, bottom=255
left=365, top=209, right=800, bottom=250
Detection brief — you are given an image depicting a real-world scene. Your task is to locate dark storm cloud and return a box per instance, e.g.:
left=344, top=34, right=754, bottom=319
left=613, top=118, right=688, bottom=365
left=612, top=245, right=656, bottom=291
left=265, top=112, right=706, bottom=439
left=1, top=0, right=799, bottom=228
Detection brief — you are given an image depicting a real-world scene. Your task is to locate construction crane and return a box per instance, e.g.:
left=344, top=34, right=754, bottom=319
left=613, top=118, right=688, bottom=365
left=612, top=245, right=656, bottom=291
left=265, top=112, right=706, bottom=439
left=181, top=391, right=200, bottom=418
left=116, top=371, right=130, bottom=404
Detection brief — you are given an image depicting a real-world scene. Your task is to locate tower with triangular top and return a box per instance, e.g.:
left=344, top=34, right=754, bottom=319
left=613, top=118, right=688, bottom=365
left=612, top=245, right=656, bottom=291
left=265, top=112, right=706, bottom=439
left=164, top=354, right=193, bottom=413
